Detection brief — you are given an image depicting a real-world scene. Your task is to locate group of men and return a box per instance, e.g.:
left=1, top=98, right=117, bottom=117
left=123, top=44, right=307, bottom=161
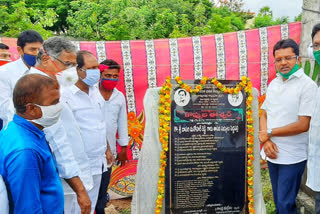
left=0, top=30, right=129, bottom=214
left=260, top=23, right=320, bottom=214
left=1, top=23, right=320, bottom=214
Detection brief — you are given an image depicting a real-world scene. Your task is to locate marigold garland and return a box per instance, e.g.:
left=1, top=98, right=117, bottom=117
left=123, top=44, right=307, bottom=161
left=156, top=76, right=254, bottom=214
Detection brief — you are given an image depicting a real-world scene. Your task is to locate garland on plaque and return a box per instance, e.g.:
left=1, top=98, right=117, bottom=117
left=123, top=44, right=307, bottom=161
left=156, top=76, right=255, bottom=214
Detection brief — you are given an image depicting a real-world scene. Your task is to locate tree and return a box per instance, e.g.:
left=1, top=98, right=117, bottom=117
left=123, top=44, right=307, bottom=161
left=253, top=6, right=288, bottom=28
left=0, top=1, right=57, bottom=38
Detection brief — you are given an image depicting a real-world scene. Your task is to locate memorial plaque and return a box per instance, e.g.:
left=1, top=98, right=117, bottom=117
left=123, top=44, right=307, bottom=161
left=165, top=80, right=247, bottom=214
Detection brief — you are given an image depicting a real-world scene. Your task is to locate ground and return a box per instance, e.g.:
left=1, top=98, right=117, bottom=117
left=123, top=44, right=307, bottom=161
left=106, top=198, right=132, bottom=214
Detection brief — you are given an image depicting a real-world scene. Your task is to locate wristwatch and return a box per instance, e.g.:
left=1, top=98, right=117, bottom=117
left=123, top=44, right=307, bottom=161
left=267, top=128, right=272, bottom=137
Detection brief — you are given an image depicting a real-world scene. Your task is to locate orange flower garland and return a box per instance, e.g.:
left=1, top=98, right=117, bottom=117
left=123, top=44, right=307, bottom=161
left=156, top=76, right=254, bottom=214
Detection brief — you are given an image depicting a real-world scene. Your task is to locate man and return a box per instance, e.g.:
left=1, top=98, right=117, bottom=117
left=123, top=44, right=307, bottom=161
left=178, top=89, right=187, bottom=104
left=62, top=50, right=107, bottom=214
left=95, top=59, right=129, bottom=214
left=0, top=30, right=43, bottom=127
left=307, top=23, right=320, bottom=214
left=0, top=74, right=64, bottom=213
left=259, top=38, right=317, bottom=214
left=29, top=37, right=92, bottom=214
left=0, top=43, right=11, bottom=66
left=0, top=43, right=12, bottom=130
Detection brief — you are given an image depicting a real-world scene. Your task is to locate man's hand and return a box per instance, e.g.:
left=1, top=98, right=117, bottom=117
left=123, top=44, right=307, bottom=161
left=263, top=140, right=278, bottom=159
left=259, top=130, right=270, bottom=145
left=106, top=147, right=115, bottom=166
left=77, top=189, right=91, bottom=214
left=116, top=146, right=128, bottom=167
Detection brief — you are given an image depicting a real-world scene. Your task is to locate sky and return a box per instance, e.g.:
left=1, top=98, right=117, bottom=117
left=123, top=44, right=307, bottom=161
left=242, top=0, right=303, bottom=21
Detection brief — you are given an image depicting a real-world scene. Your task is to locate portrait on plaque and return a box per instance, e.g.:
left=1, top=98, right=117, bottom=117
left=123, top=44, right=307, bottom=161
left=174, top=89, right=191, bottom=107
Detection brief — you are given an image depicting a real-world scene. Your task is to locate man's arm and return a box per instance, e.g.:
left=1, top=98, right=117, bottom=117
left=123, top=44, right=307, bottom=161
left=270, top=116, right=311, bottom=136
left=259, top=109, right=268, bottom=144
left=64, top=177, right=91, bottom=214
left=45, top=103, right=91, bottom=214
left=6, top=150, right=43, bottom=213
left=116, top=99, right=129, bottom=167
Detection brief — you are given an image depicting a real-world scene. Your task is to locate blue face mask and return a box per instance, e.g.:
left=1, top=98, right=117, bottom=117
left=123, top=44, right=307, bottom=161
left=23, top=53, right=37, bottom=67
left=82, top=69, right=100, bottom=86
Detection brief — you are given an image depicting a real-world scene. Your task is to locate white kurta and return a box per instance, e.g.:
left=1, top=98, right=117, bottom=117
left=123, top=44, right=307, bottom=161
left=0, top=58, right=29, bottom=126
left=307, top=87, right=320, bottom=191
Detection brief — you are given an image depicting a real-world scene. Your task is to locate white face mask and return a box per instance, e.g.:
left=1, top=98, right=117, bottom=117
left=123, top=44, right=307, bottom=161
left=30, top=102, right=62, bottom=127
left=56, top=66, right=78, bottom=88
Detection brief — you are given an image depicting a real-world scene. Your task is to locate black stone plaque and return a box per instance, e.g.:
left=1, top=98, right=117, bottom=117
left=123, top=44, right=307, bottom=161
left=165, top=80, right=247, bottom=214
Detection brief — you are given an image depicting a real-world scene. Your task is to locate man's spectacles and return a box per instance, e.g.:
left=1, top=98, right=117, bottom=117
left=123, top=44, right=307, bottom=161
left=274, top=55, right=298, bottom=64
left=52, top=56, right=76, bottom=68
left=310, top=44, right=320, bottom=51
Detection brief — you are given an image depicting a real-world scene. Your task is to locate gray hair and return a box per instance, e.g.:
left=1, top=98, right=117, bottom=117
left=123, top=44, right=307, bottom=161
left=36, top=37, right=76, bottom=65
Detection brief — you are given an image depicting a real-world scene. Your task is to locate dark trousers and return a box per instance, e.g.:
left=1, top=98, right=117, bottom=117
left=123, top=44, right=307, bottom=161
left=0, top=119, right=3, bottom=130
left=95, top=168, right=112, bottom=214
left=267, top=160, right=306, bottom=214
left=316, top=192, right=320, bottom=214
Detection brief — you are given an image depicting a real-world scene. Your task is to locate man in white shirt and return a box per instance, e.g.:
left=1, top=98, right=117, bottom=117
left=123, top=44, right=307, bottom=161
left=0, top=30, right=43, bottom=127
left=29, top=37, right=92, bottom=214
left=95, top=59, right=129, bottom=214
left=259, top=39, right=317, bottom=214
left=307, top=23, right=320, bottom=214
left=62, top=50, right=107, bottom=214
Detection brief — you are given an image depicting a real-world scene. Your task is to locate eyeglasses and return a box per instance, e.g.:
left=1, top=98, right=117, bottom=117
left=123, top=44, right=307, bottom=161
left=274, top=55, right=298, bottom=64
left=310, top=44, right=320, bottom=51
left=52, top=56, right=76, bottom=69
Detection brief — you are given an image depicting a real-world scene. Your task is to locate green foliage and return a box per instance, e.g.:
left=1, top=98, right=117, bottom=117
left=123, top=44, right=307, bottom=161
left=0, top=0, right=296, bottom=40
left=65, top=0, right=252, bottom=40
left=261, top=169, right=276, bottom=214
left=0, top=1, right=57, bottom=38
left=294, top=13, right=302, bottom=22
left=254, top=6, right=289, bottom=28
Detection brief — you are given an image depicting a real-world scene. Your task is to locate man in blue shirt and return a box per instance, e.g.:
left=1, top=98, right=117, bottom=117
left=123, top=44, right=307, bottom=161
left=0, top=74, right=64, bottom=213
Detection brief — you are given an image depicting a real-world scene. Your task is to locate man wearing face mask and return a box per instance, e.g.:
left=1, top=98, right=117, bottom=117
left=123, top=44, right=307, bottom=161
left=95, top=59, right=129, bottom=214
left=61, top=50, right=107, bottom=214
left=0, top=30, right=43, bottom=127
left=307, top=23, right=320, bottom=214
left=0, top=74, right=64, bottom=213
left=28, top=37, right=92, bottom=214
left=0, top=43, right=11, bottom=66
left=259, top=39, right=317, bottom=214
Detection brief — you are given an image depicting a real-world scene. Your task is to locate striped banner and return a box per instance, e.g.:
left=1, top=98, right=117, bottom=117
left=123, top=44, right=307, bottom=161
left=1, top=22, right=302, bottom=117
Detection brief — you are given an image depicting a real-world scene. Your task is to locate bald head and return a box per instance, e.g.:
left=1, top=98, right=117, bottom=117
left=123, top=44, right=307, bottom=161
left=13, top=74, right=59, bottom=114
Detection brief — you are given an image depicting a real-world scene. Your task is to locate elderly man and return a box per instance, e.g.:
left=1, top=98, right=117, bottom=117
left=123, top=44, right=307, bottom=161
left=0, top=74, right=64, bottom=213
left=0, top=30, right=43, bottom=127
left=62, top=50, right=107, bottom=214
left=307, top=23, right=320, bottom=214
left=28, top=37, right=92, bottom=214
left=259, top=39, right=317, bottom=214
